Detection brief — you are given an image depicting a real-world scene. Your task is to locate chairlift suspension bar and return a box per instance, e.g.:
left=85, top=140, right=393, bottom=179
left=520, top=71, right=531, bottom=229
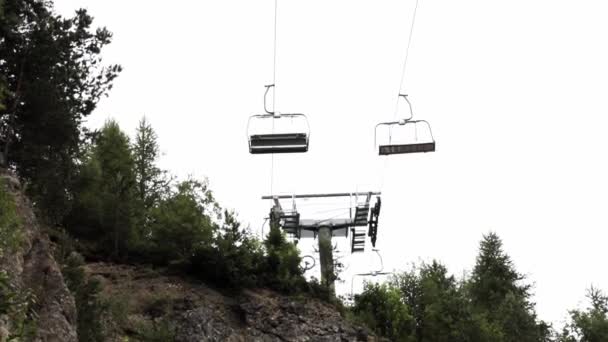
left=262, top=192, right=381, bottom=200
left=264, top=84, right=276, bottom=115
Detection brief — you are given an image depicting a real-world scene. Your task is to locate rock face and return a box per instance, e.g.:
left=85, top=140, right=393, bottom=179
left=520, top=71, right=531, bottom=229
left=0, top=171, right=78, bottom=342
left=236, top=290, right=374, bottom=342
left=89, top=261, right=380, bottom=342
left=174, top=290, right=375, bottom=342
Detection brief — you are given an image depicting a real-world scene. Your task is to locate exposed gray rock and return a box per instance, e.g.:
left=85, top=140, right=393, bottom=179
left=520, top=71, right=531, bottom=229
left=174, top=289, right=378, bottom=342
left=0, top=171, right=77, bottom=342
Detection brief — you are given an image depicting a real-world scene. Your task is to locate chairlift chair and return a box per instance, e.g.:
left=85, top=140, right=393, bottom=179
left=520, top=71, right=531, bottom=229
left=248, top=85, right=310, bottom=154
left=375, top=94, right=435, bottom=155
left=350, top=249, right=392, bottom=296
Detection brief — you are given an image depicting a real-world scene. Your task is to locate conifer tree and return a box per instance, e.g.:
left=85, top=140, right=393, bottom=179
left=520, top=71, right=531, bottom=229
left=133, top=118, right=168, bottom=210
left=0, top=0, right=120, bottom=221
left=132, top=117, right=169, bottom=236
left=91, top=120, right=136, bottom=258
left=468, top=232, right=543, bottom=341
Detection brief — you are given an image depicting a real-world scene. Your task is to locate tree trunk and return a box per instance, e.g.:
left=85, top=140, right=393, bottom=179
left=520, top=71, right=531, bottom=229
left=318, top=226, right=335, bottom=295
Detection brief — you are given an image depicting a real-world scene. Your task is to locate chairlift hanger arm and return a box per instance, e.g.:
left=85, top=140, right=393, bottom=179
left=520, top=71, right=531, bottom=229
left=264, top=84, right=276, bottom=115
left=374, top=119, right=435, bottom=148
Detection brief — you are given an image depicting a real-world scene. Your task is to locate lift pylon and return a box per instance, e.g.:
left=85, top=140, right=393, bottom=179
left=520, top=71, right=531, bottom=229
left=263, top=191, right=381, bottom=292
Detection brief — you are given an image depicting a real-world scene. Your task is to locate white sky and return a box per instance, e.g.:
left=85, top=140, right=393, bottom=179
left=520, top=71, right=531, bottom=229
left=53, top=0, right=608, bottom=327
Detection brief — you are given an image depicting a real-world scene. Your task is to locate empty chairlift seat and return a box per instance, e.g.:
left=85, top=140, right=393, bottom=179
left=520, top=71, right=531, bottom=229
left=375, top=119, right=435, bottom=156
left=248, top=113, right=310, bottom=154
left=375, top=94, right=436, bottom=156
left=379, top=140, right=435, bottom=155
left=250, top=132, right=308, bottom=154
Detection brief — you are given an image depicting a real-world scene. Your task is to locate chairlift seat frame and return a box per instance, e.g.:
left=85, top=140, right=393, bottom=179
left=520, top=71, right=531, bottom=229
left=374, top=95, right=435, bottom=156
left=247, top=85, right=310, bottom=154
left=379, top=141, right=435, bottom=155
left=249, top=131, right=309, bottom=154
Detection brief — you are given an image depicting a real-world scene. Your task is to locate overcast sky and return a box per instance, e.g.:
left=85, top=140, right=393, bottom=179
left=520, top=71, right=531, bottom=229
left=53, top=0, right=608, bottom=326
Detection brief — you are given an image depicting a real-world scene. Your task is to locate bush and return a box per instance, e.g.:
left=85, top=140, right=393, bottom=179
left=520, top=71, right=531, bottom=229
left=353, top=282, right=414, bottom=341
left=62, top=252, right=108, bottom=342
left=0, top=178, right=22, bottom=259
left=0, top=271, right=37, bottom=340
left=135, top=319, right=176, bottom=342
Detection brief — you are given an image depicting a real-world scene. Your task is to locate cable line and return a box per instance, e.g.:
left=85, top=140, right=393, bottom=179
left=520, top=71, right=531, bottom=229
left=394, top=0, right=420, bottom=114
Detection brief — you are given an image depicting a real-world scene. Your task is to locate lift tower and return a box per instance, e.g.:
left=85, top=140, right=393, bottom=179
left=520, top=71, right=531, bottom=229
left=262, top=192, right=381, bottom=292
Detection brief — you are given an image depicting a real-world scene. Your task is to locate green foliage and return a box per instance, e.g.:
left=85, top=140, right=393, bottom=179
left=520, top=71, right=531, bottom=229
left=0, top=179, right=22, bottom=258
left=193, top=210, right=265, bottom=287
left=262, top=222, right=306, bottom=293
left=67, top=120, right=137, bottom=258
left=133, top=118, right=169, bottom=214
left=353, top=282, right=413, bottom=341
left=0, top=0, right=120, bottom=222
left=468, top=232, right=544, bottom=342
left=63, top=119, right=308, bottom=294
left=149, top=179, right=216, bottom=262
left=470, top=233, right=528, bottom=312
left=102, top=293, right=130, bottom=338
left=188, top=210, right=305, bottom=294
left=0, top=271, right=37, bottom=341
left=63, top=252, right=107, bottom=342
left=0, top=179, right=35, bottom=339
left=560, top=287, right=608, bottom=342
left=95, top=120, right=137, bottom=258
left=352, top=235, right=552, bottom=342
left=134, top=319, right=176, bottom=342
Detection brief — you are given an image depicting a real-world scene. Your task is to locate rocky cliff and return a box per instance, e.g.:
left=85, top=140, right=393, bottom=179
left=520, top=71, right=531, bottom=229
left=89, top=262, right=378, bottom=341
left=0, top=171, right=78, bottom=341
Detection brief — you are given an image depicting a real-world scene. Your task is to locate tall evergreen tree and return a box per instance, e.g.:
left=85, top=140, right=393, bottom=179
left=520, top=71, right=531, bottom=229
left=468, top=232, right=544, bottom=341
left=132, top=117, right=169, bottom=236
left=0, top=0, right=120, bottom=221
left=133, top=117, right=167, bottom=208
left=94, top=120, right=136, bottom=258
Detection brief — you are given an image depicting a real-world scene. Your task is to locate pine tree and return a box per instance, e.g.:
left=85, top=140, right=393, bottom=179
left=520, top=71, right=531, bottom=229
left=93, top=120, right=136, bottom=258
left=0, top=0, right=120, bottom=221
left=132, top=117, right=169, bottom=237
left=133, top=118, right=168, bottom=210
left=468, top=232, right=543, bottom=342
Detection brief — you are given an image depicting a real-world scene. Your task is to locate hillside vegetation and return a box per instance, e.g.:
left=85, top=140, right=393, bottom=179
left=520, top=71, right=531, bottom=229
left=2, top=0, right=608, bottom=341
